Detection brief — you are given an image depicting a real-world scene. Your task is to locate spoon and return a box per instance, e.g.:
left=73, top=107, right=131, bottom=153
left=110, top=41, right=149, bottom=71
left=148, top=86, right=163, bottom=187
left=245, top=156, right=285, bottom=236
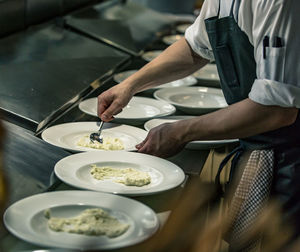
left=89, top=121, right=104, bottom=144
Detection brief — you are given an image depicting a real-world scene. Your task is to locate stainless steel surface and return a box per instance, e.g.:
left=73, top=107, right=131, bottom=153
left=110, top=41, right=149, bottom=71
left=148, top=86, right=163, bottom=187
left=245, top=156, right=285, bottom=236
left=89, top=120, right=104, bottom=143
left=66, top=0, right=175, bottom=55
left=0, top=0, right=25, bottom=37
left=2, top=120, right=70, bottom=206
left=0, top=23, right=130, bottom=131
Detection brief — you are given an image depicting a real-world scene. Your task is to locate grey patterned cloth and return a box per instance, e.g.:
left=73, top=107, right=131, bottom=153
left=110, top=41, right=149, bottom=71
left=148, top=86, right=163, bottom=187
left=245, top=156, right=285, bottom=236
left=227, top=150, right=274, bottom=251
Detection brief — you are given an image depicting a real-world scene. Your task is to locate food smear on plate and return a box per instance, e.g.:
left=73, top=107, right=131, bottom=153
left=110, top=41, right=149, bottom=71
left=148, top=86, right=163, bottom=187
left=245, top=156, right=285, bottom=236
left=45, top=208, right=130, bottom=238
left=90, top=165, right=151, bottom=187
left=77, top=135, right=124, bottom=150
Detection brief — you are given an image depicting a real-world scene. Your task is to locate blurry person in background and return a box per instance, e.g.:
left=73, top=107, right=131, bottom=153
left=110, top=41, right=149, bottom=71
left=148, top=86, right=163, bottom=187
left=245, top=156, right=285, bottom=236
left=98, top=0, right=300, bottom=250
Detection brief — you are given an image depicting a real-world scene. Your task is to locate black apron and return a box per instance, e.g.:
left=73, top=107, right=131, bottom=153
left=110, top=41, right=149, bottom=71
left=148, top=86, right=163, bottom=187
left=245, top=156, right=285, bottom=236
left=205, top=0, right=300, bottom=238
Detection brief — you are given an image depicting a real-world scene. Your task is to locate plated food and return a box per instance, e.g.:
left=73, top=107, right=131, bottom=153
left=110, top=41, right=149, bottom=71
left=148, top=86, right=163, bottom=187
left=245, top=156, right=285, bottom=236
left=90, top=165, right=151, bottom=187
left=77, top=135, right=124, bottom=150
left=144, top=117, right=239, bottom=150
left=4, top=191, right=159, bottom=250
left=78, top=96, right=176, bottom=125
left=154, top=86, right=227, bottom=115
left=41, top=122, right=147, bottom=152
left=45, top=208, right=130, bottom=238
left=54, top=151, right=185, bottom=196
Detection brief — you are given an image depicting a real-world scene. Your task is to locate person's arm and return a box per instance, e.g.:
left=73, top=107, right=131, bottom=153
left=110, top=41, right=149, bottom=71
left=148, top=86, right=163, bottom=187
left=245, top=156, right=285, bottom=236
left=97, top=38, right=208, bottom=121
left=136, top=99, right=298, bottom=157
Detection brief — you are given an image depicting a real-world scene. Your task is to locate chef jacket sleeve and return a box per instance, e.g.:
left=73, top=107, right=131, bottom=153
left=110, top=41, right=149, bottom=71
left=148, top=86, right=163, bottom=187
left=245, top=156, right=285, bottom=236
left=249, top=0, right=300, bottom=108
left=184, top=0, right=218, bottom=61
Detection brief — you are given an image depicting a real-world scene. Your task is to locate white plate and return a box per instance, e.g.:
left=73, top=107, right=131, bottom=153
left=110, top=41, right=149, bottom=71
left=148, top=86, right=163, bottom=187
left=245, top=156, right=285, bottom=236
left=144, top=117, right=239, bottom=150
left=162, top=34, right=183, bottom=45
left=176, top=23, right=191, bottom=33
left=151, top=75, right=197, bottom=90
left=113, top=70, right=137, bottom=83
left=113, top=71, right=197, bottom=90
left=141, top=50, right=163, bottom=62
left=54, top=151, right=185, bottom=196
left=79, top=96, right=176, bottom=124
left=41, top=122, right=147, bottom=152
left=4, top=190, right=159, bottom=250
left=154, top=86, right=227, bottom=115
left=193, top=64, right=220, bottom=82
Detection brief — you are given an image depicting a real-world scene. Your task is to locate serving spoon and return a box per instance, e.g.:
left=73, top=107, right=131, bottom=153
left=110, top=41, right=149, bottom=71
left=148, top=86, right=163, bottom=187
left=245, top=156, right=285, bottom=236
left=89, top=121, right=104, bottom=144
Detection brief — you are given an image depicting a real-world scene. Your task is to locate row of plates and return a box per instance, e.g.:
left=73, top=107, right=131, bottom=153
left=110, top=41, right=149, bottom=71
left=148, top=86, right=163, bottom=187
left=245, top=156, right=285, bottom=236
left=4, top=25, right=224, bottom=250
left=80, top=88, right=226, bottom=120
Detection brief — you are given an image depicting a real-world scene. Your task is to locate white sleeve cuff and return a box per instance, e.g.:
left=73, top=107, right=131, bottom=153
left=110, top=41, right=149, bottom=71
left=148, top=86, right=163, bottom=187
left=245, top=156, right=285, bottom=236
left=185, top=27, right=215, bottom=61
left=249, top=79, right=300, bottom=108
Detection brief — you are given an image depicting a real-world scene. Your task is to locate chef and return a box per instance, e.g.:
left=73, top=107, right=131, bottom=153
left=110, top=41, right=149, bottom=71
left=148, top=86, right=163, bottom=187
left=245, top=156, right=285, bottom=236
left=97, top=0, right=300, bottom=249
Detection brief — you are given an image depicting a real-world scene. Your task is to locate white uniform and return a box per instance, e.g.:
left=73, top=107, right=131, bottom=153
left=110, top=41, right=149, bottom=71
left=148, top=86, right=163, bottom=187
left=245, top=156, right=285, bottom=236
left=185, top=0, right=300, bottom=108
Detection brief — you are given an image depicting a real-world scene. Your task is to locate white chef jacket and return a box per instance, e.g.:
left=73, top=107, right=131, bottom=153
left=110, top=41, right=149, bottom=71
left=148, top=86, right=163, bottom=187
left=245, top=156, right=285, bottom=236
left=185, top=0, right=300, bottom=108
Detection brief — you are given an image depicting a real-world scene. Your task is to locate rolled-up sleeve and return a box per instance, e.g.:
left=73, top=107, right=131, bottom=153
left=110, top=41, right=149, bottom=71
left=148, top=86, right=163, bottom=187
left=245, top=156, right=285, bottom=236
left=184, top=0, right=219, bottom=61
left=248, top=0, right=300, bottom=108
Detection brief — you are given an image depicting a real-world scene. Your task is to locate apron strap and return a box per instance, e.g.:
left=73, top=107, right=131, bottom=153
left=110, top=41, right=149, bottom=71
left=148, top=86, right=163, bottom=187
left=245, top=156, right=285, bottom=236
left=229, top=0, right=236, bottom=17
left=215, top=145, right=243, bottom=196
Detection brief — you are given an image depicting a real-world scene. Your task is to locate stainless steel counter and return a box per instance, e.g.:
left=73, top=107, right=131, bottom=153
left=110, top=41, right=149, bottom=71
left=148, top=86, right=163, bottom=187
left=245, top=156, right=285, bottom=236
left=66, top=0, right=175, bottom=55
left=0, top=23, right=130, bottom=132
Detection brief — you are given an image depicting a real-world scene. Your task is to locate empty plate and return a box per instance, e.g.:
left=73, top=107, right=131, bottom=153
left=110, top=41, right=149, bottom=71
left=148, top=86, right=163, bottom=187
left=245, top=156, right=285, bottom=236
left=193, top=64, right=220, bottom=85
left=113, top=71, right=197, bottom=90
left=113, top=70, right=137, bottom=83
left=79, top=96, right=176, bottom=125
left=176, top=23, right=191, bottom=33
left=144, top=117, right=238, bottom=150
left=41, top=122, right=147, bottom=152
left=4, top=190, right=159, bottom=250
left=141, top=50, right=163, bottom=62
left=162, top=34, right=183, bottom=45
left=154, top=86, right=227, bottom=115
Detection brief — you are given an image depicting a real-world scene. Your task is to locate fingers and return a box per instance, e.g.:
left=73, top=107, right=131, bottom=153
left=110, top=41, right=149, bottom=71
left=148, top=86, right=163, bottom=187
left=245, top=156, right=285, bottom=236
left=97, top=92, right=124, bottom=121
left=101, top=100, right=124, bottom=121
left=136, top=136, right=148, bottom=150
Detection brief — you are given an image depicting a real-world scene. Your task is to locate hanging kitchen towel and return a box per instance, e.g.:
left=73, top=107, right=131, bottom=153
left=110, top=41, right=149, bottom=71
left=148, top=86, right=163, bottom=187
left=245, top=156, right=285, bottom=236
left=226, top=150, right=274, bottom=251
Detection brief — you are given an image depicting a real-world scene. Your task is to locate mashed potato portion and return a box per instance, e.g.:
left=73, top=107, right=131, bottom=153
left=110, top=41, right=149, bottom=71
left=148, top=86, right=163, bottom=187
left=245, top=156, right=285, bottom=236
left=91, top=165, right=151, bottom=187
left=45, top=208, right=129, bottom=238
left=77, top=135, right=124, bottom=150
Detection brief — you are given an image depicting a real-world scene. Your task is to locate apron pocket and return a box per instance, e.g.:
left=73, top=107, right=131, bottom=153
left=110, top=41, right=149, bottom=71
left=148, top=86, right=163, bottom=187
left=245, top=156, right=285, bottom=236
left=215, top=45, right=240, bottom=87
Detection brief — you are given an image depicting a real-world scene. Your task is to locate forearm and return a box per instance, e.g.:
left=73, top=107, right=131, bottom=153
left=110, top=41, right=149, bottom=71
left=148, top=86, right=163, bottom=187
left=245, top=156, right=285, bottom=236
left=122, top=38, right=209, bottom=94
left=177, top=99, right=298, bottom=142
